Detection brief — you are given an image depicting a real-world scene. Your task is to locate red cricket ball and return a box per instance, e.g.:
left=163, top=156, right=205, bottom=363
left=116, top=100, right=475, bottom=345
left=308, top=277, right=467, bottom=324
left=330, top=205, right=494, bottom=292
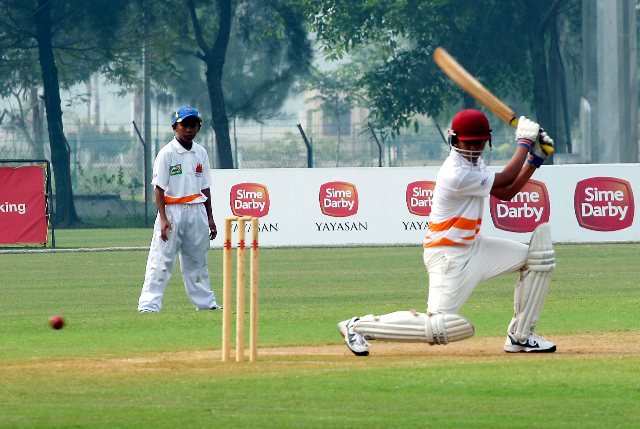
left=49, top=315, right=65, bottom=330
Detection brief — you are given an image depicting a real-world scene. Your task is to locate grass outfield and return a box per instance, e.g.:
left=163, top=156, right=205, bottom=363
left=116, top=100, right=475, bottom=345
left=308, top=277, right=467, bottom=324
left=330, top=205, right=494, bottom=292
left=0, top=230, right=638, bottom=428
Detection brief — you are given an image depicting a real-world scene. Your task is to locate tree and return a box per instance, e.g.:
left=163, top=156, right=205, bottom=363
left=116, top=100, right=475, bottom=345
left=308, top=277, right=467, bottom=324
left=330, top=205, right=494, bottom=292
left=225, top=1, right=311, bottom=120
left=0, top=0, right=136, bottom=226
left=129, top=0, right=311, bottom=169
left=160, top=0, right=313, bottom=168
left=303, top=0, right=579, bottom=153
left=33, top=0, right=79, bottom=227
left=522, top=0, right=565, bottom=162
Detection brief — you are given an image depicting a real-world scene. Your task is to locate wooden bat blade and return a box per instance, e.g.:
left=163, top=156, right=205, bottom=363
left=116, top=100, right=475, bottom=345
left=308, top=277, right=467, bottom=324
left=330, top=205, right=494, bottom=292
left=433, top=47, right=518, bottom=127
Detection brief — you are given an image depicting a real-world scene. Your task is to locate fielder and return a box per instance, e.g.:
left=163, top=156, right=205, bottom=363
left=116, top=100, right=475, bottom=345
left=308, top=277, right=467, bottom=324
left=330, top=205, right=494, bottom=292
left=339, top=109, right=556, bottom=355
left=137, top=106, right=221, bottom=313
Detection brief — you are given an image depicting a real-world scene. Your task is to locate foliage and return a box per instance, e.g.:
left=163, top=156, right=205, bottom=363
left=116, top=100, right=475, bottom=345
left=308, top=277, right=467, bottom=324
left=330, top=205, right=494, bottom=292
left=224, top=0, right=313, bottom=120
left=0, top=0, right=144, bottom=226
left=0, top=0, right=139, bottom=93
left=302, top=0, right=581, bottom=136
left=134, top=0, right=312, bottom=168
left=73, top=164, right=143, bottom=198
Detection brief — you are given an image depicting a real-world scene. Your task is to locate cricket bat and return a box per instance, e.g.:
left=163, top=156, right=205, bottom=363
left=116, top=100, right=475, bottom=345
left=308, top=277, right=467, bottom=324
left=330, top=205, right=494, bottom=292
left=433, top=47, right=519, bottom=127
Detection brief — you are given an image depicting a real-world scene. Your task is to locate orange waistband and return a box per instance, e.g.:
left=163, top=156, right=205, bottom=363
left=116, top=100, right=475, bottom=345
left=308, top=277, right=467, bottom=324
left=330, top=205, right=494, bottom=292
left=164, top=194, right=201, bottom=204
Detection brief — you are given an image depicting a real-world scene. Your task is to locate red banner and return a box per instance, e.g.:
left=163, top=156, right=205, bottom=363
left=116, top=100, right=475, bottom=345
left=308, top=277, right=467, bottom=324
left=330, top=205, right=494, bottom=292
left=0, top=166, right=48, bottom=244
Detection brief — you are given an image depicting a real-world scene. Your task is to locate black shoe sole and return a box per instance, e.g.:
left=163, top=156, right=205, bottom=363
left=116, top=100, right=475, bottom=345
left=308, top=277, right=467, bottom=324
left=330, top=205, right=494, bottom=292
left=504, top=345, right=557, bottom=353
left=339, top=326, right=369, bottom=357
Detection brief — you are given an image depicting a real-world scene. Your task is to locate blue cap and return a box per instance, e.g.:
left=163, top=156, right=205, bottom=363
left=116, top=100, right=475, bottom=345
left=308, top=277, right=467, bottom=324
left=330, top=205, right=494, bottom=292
left=172, top=106, right=201, bottom=125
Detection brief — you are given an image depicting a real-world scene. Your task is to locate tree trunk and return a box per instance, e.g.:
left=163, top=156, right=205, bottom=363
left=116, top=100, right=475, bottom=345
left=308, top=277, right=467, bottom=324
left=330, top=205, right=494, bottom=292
left=30, top=87, right=45, bottom=160
left=207, top=66, right=234, bottom=169
left=528, top=30, right=555, bottom=164
left=206, top=0, right=234, bottom=169
left=524, top=0, right=561, bottom=164
left=549, top=19, right=573, bottom=155
left=34, top=0, right=79, bottom=226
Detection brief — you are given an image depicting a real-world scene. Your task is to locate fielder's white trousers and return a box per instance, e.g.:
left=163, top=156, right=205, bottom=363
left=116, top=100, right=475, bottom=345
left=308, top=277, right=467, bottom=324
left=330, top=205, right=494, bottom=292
left=138, top=203, right=217, bottom=312
left=423, top=235, right=528, bottom=314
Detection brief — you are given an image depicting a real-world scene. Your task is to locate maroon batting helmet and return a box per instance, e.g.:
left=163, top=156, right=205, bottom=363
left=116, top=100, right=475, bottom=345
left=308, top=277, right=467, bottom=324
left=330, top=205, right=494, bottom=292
left=449, top=109, right=491, bottom=142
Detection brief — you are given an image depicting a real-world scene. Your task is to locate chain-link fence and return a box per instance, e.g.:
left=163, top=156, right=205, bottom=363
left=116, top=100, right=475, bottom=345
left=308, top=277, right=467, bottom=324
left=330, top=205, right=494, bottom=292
left=0, top=118, right=522, bottom=228
left=217, top=117, right=521, bottom=169
left=228, top=118, right=450, bottom=169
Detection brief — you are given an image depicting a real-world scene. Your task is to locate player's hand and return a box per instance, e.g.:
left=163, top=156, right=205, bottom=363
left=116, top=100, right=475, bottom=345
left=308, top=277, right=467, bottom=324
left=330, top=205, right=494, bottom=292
left=515, top=116, right=540, bottom=150
left=160, top=220, right=172, bottom=242
left=528, top=130, right=555, bottom=168
left=209, top=220, right=217, bottom=240
left=536, top=130, right=555, bottom=158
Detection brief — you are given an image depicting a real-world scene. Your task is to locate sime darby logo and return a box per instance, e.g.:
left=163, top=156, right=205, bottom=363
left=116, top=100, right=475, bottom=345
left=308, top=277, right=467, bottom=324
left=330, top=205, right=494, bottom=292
left=230, top=182, right=270, bottom=217
left=319, top=181, right=358, bottom=217
left=574, top=177, right=634, bottom=231
left=406, top=181, right=436, bottom=216
left=490, top=179, right=550, bottom=233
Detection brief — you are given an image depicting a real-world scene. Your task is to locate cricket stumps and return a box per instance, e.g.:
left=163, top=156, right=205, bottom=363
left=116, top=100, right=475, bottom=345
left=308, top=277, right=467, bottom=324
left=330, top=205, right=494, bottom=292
left=222, top=216, right=259, bottom=362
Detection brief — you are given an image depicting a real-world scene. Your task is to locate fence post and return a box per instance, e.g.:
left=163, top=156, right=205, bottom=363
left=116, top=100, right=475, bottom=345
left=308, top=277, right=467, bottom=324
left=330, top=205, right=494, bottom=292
left=296, top=124, right=313, bottom=168
left=368, top=122, right=383, bottom=167
left=132, top=121, right=149, bottom=227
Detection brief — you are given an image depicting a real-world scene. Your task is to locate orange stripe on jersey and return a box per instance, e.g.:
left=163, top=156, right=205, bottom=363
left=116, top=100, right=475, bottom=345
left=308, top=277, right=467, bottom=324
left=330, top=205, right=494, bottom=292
left=165, top=193, right=201, bottom=204
left=424, top=217, right=482, bottom=247
left=428, top=216, right=478, bottom=232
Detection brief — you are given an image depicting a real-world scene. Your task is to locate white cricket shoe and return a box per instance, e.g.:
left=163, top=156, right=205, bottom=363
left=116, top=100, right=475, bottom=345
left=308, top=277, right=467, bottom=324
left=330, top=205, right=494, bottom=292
left=338, top=317, right=369, bottom=356
left=504, top=333, right=556, bottom=353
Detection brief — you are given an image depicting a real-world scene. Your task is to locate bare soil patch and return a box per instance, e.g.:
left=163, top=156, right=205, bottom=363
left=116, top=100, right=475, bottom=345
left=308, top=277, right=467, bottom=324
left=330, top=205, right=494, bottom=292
left=6, top=332, right=638, bottom=374
left=260, top=332, right=640, bottom=359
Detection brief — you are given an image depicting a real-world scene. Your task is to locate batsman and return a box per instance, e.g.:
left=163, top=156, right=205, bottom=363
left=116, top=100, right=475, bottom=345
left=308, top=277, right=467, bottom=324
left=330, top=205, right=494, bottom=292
left=339, top=109, right=557, bottom=355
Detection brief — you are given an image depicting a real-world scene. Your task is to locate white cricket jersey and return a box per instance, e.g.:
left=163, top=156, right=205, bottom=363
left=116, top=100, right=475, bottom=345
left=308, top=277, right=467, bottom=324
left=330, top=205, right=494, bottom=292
left=152, top=138, right=211, bottom=204
left=424, top=150, right=495, bottom=247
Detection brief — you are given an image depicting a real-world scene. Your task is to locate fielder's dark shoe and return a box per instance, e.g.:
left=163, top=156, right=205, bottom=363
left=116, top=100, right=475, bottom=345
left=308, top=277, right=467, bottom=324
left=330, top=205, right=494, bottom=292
left=504, top=333, right=556, bottom=353
left=338, top=317, right=369, bottom=356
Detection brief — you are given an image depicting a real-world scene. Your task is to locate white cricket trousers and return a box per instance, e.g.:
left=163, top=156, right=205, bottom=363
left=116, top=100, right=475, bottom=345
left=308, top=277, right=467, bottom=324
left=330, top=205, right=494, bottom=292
left=137, top=203, right=217, bottom=312
left=423, top=235, right=528, bottom=314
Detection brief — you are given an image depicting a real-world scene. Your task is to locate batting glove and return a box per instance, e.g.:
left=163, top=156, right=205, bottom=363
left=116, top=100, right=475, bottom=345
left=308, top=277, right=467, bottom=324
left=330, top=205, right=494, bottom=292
left=515, top=116, right=540, bottom=150
left=537, top=130, right=555, bottom=157
left=528, top=130, right=555, bottom=168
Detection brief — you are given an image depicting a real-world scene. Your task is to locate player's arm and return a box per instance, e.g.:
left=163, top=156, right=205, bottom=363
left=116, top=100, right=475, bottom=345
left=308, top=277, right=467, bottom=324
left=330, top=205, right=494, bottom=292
left=491, top=160, right=536, bottom=201
left=201, top=188, right=217, bottom=240
left=491, top=117, right=552, bottom=201
left=149, top=148, right=173, bottom=241
left=154, top=186, right=172, bottom=241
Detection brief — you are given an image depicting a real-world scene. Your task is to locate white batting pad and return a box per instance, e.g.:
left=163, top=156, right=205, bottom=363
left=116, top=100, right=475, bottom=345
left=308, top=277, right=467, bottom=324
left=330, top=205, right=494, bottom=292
left=509, top=222, right=555, bottom=341
left=354, top=311, right=474, bottom=345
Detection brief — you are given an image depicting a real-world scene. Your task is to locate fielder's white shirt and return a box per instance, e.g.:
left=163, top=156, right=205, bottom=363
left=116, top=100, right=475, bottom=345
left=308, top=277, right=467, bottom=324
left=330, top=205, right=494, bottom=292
left=424, top=150, right=495, bottom=247
left=152, top=138, right=211, bottom=204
